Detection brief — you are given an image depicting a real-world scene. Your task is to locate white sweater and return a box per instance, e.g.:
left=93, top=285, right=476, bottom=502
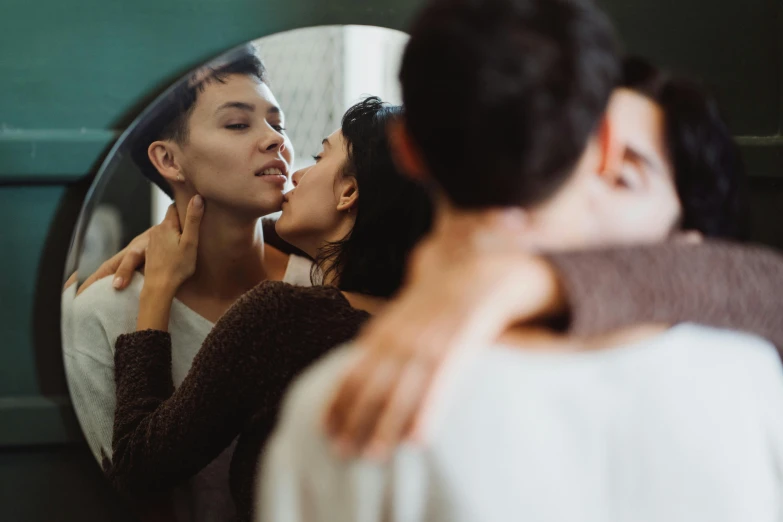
left=63, top=254, right=313, bottom=522
left=260, top=324, right=783, bottom=522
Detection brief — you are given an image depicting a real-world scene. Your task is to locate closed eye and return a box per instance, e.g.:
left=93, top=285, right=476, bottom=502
left=226, top=123, right=249, bottom=130
left=618, top=163, right=645, bottom=190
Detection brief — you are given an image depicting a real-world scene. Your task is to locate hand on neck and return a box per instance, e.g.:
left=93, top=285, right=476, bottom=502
left=173, top=197, right=270, bottom=300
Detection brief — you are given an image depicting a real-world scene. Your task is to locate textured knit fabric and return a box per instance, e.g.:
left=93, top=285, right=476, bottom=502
left=64, top=254, right=312, bottom=522
left=110, top=283, right=370, bottom=522
left=546, top=240, right=783, bottom=354
left=260, top=325, right=783, bottom=522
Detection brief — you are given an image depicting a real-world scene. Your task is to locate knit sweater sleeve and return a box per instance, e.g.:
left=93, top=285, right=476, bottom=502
left=545, top=240, right=783, bottom=354
left=108, top=281, right=366, bottom=499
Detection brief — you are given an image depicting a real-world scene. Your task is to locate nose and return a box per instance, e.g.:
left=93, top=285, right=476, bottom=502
left=290, top=168, right=306, bottom=187
left=258, top=125, right=286, bottom=154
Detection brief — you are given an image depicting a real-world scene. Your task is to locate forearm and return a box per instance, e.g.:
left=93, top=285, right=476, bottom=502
left=109, top=330, right=245, bottom=498
left=545, top=240, right=783, bottom=353
left=137, top=284, right=176, bottom=332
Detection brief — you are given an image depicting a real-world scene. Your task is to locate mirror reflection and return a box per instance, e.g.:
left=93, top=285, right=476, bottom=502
left=61, top=25, right=411, bottom=522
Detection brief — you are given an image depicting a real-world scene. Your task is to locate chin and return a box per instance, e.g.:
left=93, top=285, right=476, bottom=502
left=249, top=196, right=284, bottom=217
left=274, top=215, right=291, bottom=238
left=275, top=221, right=305, bottom=252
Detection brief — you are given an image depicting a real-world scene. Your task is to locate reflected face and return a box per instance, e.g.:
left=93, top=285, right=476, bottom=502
left=174, top=74, right=294, bottom=217
left=525, top=88, right=680, bottom=250
left=276, top=129, right=355, bottom=255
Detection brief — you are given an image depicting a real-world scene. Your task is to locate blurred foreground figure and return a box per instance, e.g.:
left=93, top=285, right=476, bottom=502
left=258, top=0, right=783, bottom=520
left=262, top=325, right=783, bottom=522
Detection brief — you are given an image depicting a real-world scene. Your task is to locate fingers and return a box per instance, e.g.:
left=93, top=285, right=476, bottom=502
left=113, top=249, right=145, bottom=290
left=335, top=354, right=400, bottom=454
left=365, top=358, right=435, bottom=460
left=324, top=353, right=377, bottom=444
left=179, top=196, right=204, bottom=252
left=63, top=271, right=78, bottom=291
left=77, top=249, right=125, bottom=296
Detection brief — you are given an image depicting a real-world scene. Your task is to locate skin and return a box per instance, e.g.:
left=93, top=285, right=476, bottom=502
left=275, top=130, right=358, bottom=262
left=140, top=128, right=374, bottom=328
left=138, top=72, right=295, bottom=328
left=323, top=88, right=689, bottom=459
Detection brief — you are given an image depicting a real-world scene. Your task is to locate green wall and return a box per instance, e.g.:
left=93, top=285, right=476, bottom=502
left=1, top=0, right=781, bottom=520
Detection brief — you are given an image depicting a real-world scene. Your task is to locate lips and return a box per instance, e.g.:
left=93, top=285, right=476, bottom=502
left=254, top=159, right=289, bottom=178
left=258, top=167, right=283, bottom=176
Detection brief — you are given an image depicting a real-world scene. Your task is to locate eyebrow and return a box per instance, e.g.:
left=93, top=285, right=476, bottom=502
left=216, top=101, right=255, bottom=114
left=216, top=102, right=283, bottom=117
left=322, top=137, right=331, bottom=149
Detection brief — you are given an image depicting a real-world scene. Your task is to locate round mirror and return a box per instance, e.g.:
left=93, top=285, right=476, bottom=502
left=61, top=25, right=408, bottom=522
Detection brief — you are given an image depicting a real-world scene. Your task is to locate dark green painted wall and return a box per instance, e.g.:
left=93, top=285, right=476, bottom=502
left=1, top=0, right=781, bottom=520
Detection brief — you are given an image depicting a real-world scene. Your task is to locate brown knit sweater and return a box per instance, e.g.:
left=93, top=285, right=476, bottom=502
left=108, top=240, right=783, bottom=521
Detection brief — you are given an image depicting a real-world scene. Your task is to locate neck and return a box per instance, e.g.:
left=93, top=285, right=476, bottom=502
left=174, top=197, right=268, bottom=299
left=300, top=216, right=355, bottom=285
left=431, top=197, right=529, bottom=247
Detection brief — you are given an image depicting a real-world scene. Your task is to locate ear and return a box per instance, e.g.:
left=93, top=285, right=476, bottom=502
left=148, top=140, right=185, bottom=185
left=388, top=118, right=430, bottom=183
left=336, top=175, right=359, bottom=213
left=595, top=115, right=624, bottom=185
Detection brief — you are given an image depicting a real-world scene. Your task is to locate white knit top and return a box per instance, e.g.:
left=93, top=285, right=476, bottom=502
left=261, top=324, right=783, bottom=522
left=63, top=254, right=313, bottom=522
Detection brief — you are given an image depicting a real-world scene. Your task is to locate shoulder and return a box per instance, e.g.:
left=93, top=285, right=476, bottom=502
left=282, top=254, right=316, bottom=287
left=664, top=324, right=781, bottom=366
left=72, top=275, right=141, bottom=316
left=233, top=281, right=365, bottom=322
left=65, top=275, right=142, bottom=361
left=240, top=281, right=349, bottom=310
left=220, top=282, right=370, bottom=338
left=70, top=275, right=141, bottom=334
left=599, top=325, right=783, bottom=412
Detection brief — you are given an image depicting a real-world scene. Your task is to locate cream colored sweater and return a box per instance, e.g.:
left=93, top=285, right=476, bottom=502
left=261, top=324, right=783, bottom=522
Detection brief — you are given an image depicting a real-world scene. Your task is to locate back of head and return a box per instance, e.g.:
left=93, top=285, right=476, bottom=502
left=128, top=45, right=268, bottom=197
left=400, top=0, right=620, bottom=209
left=317, top=97, right=433, bottom=298
left=622, top=57, right=750, bottom=240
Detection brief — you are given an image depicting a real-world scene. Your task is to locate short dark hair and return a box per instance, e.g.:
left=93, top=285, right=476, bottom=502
left=314, top=97, right=433, bottom=298
left=128, top=45, right=268, bottom=197
left=622, top=56, right=749, bottom=240
left=400, top=0, right=620, bottom=209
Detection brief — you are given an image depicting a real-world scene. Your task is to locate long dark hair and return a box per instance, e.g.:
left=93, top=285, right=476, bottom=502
left=622, top=56, right=749, bottom=240
left=313, top=97, right=433, bottom=298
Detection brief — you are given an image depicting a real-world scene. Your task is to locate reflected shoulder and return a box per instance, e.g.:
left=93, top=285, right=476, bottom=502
left=71, top=272, right=143, bottom=317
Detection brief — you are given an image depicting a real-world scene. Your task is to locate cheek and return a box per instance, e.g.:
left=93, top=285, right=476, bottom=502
left=282, top=137, right=294, bottom=166
left=183, top=140, right=241, bottom=184
left=615, top=194, right=680, bottom=242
